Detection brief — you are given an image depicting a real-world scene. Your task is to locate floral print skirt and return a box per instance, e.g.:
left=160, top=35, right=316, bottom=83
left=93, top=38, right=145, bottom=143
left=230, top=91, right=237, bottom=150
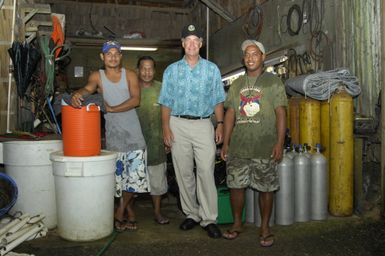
left=115, top=149, right=150, bottom=197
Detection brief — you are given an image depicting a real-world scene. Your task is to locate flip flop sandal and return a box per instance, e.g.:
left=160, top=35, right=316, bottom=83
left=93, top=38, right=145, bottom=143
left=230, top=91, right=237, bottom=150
left=114, top=219, right=127, bottom=233
left=126, top=220, right=138, bottom=231
left=260, top=234, right=275, bottom=247
left=154, top=216, right=170, bottom=225
left=223, top=230, right=241, bottom=240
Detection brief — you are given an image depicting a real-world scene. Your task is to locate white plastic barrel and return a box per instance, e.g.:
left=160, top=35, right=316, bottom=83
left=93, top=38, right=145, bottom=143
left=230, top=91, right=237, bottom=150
left=3, top=140, right=62, bottom=229
left=50, top=150, right=117, bottom=241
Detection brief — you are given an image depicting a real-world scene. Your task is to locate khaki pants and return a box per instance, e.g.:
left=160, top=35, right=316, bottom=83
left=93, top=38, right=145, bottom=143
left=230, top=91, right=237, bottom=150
left=170, top=116, right=217, bottom=226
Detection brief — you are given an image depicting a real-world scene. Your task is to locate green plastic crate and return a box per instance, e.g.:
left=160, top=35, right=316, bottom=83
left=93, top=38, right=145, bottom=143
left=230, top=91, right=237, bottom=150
left=217, top=186, right=246, bottom=224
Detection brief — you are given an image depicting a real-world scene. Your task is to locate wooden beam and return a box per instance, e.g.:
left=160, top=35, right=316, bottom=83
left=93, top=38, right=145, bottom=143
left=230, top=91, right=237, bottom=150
left=19, top=3, right=51, bottom=14
left=199, top=0, right=235, bottom=22
left=67, top=37, right=181, bottom=49
left=73, top=0, right=189, bottom=13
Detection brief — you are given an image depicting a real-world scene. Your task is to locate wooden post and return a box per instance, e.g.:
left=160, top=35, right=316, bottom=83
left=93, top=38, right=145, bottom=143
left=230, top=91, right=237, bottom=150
left=381, top=0, right=385, bottom=217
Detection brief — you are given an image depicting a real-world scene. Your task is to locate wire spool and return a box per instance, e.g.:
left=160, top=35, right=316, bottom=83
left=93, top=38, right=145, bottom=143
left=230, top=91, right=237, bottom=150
left=320, top=100, right=330, bottom=164
left=329, top=89, right=353, bottom=216
left=299, top=98, right=320, bottom=153
left=288, top=96, right=302, bottom=145
left=243, top=5, right=263, bottom=39
left=286, top=4, right=303, bottom=36
left=309, top=30, right=329, bottom=62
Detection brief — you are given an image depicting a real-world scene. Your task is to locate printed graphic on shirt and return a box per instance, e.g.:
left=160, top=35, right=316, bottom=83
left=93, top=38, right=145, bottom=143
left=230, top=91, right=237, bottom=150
left=237, top=87, right=262, bottom=124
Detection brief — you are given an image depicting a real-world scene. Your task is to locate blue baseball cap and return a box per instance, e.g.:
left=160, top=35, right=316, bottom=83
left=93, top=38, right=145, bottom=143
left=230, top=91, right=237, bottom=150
left=102, top=40, right=121, bottom=53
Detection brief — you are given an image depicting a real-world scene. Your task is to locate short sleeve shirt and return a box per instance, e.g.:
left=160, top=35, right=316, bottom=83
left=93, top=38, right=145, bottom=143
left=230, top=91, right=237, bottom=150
left=158, top=56, right=225, bottom=116
left=224, top=72, right=288, bottom=159
left=137, top=81, right=166, bottom=166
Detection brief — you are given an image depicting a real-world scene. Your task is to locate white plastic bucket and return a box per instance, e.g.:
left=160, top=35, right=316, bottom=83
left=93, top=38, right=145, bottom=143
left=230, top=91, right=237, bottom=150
left=3, top=140, right=62, bottom=229
left=50, top=150, right=117, bottom=241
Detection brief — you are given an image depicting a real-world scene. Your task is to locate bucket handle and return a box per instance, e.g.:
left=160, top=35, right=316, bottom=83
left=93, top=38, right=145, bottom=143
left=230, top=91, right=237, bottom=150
left=64, top=162, right=84, bottom=177
left=86, top=103, right=101, bottom=112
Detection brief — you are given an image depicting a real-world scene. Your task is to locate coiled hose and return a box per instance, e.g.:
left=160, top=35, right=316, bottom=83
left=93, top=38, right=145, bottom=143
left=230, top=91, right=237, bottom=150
left=39, top=35, right=71, bottom=96
left=285, top=68, right=361, bottom=100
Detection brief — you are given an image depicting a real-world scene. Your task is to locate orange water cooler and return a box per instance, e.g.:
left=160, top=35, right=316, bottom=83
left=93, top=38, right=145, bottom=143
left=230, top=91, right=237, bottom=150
left=61, top=103, right=101, bottom=156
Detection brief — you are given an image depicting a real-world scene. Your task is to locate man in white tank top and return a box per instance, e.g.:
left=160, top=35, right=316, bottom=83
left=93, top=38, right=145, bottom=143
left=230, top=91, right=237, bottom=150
left=70, top=40, right=148, bottom=232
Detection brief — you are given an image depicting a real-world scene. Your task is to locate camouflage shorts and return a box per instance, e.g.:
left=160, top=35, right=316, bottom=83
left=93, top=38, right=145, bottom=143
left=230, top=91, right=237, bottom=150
left=226, top=157, right=279, bottom=192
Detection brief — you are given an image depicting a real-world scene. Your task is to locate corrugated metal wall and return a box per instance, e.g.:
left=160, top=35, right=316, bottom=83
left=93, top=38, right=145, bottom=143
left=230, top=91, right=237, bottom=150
left=211, top=0, right=337, bottom=75
left=335, top=0, right=381, bottom=117
left=210, top=0, right=381, bottom=118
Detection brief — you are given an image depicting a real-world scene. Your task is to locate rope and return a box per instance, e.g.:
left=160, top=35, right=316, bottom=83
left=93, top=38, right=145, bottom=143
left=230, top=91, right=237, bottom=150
left=285, top=68, right=362, bottom=100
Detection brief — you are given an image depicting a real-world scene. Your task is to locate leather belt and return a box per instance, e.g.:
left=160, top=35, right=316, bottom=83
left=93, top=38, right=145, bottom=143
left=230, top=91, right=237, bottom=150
left=175, top=115, right=210, bottom=120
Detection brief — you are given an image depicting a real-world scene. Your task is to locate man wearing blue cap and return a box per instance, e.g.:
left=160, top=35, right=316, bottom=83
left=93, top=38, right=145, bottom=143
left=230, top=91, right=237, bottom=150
left=70, top=40, right=148, bottom=232
left=158, top=24, right=225, bottom=238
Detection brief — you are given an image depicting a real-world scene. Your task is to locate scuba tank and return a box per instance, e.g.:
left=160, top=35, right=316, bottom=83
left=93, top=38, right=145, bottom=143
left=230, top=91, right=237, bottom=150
left=275, top=150, right=294, bottom=225
left=311, top=143, right=328, bottom=220
left=303, top=143, right=312, bottom=159
left=294, top=144, right=311, bottom=222
left=245, top=188, right=255, bottom=223
left=286, top=144, right=297, bottom=160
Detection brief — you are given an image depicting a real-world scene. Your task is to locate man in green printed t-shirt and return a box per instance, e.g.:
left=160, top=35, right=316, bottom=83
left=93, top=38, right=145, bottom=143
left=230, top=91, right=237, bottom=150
left=137, top=56, right=169, bottom=224
left=221, top=40, right=287, bottom=246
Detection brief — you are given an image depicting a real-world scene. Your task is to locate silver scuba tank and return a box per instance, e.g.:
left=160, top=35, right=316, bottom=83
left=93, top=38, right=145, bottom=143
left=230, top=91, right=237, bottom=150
left=286, top=144, right=297, bottom=160
left=245, top=187, right=255, bottom=223
left=294, top=144, right=311, bottom=222
left=275, top=150, right=295, bottom=225
left=303, top=143, right=312, bottom=159
left=311, top=143, right=328, bottom=220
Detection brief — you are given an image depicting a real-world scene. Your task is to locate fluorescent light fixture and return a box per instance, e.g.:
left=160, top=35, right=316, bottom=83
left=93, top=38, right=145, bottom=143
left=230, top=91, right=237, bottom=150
left=264, top=55, right=288, bottom=66
left=120, top=46, right=158, bottom=51
left=222, top=69, right=245, bottom=82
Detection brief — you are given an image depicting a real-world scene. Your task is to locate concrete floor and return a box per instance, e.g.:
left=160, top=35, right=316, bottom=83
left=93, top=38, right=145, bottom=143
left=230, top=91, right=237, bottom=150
left=9, top=194, right=385, bottom=256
